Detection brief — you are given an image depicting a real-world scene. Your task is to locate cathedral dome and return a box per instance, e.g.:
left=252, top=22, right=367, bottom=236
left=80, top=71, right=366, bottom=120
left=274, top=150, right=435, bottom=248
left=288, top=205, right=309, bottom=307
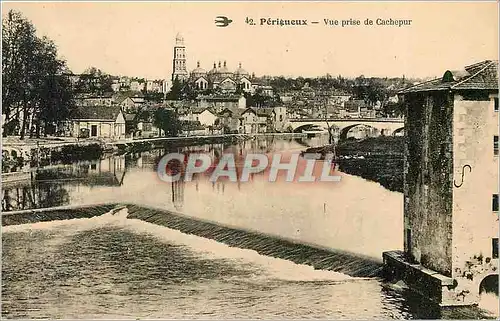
left=217, top=61, right=233, bottom=79
left=191, top=61, right=207, bottom=79
left=235, top=62, right=249, bottom=77
left=208, top=62, right=218, bottom=74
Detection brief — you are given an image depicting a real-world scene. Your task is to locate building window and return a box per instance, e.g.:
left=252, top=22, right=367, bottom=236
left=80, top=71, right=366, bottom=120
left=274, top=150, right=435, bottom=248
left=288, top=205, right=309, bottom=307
left=493, top=238, right=498, bottom=259
left=495, top=136, right=499, bottom=156
left=494, top=97, right=499, bottom=112
left=493, top=194, right=499, bottom=212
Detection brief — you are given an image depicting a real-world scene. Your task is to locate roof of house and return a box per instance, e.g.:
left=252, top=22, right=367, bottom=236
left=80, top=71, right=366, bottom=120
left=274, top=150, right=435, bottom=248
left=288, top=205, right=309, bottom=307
left=218, top=107, right=243, bottom=118
left=192, top=107, right=216, bottom=114
left=254, top=108, right=274, bottom=117
left=75, top=92, right=115, bottom=99
left=220, top=77, right=236, bottom=84
left=241, top=107, right=274, bottom=117
left=197, top=95, right=244, bottom=102
left=71, top=106, right=123, bottom=121
left=400, top=60, right=498, bottom=93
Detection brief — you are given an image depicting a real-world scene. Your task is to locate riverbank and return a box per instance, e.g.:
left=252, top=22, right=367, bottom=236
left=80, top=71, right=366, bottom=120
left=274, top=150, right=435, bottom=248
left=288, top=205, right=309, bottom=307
left=336, top=136, right=404, bottom=193
left=3, top=132, right=306, bottom=150
left=1, top=132, right=306, bottom=176
left=303, top=136, right=404, bottom=192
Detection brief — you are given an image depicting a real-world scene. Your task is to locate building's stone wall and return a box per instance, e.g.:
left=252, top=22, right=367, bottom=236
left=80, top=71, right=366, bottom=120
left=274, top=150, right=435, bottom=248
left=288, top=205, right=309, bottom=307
left=404, top=91, right=454, bottom=276
left=452, top=93, right=499, bottom=283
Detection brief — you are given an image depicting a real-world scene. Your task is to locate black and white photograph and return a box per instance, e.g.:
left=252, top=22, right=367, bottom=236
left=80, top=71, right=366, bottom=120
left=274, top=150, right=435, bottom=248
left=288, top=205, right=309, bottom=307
left=1, top=1, right=499, bottom=319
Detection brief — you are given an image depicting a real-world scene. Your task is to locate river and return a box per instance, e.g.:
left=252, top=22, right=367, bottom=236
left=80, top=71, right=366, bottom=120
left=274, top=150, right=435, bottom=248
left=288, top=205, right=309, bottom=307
left=1, top=136, right=497, bottom=319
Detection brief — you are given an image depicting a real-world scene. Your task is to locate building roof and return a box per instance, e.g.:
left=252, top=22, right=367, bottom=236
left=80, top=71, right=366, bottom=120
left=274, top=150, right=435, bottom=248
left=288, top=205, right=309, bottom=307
left=197, top=94, right=243, bottom=102
left=254, top=108, right=274, bottom=117
left=208, top=62, right=218, bottom=74
left=217, top=61, right=231, bottom=74
left=76, top=92, right=115, bottom=99
left=241, top=107, right=273, bottom=117
left=193, top=76, right=209, bottom=82
left=72, top=106, right=123, bottom=121
left=235, top=62, right=249, bottom=76
left=218, top=107, right=243, bottom=117
left=191, top=61, right=207, bottom=76
left=400, top=60, right=498, bottom=93
left=192, top=107, right=216, bottom=114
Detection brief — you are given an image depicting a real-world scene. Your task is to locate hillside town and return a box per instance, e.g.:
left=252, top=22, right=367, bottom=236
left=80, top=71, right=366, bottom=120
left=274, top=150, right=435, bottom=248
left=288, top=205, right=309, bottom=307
left=2, top=29, right=409, bottom=144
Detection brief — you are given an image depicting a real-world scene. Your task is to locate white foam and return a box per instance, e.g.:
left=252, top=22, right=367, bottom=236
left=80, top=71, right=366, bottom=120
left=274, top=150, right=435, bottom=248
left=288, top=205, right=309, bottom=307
left=122, top=217, right=352, bottom=282
left=3, top=208, right=353, bottom=282
left=2, top=208, right=129, bottom=234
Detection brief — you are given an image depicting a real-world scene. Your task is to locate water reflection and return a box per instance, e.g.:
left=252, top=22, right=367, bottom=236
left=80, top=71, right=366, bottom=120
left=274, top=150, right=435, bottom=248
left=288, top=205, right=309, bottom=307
left=2, top=136, right=328, bottom=212
left=2, top=156, right=127, bottom=211
left=2, top=136, right=400, bottom=259
left=2, top=136, right=496, bottom=319
left=2, top=182, right=70, bottom=212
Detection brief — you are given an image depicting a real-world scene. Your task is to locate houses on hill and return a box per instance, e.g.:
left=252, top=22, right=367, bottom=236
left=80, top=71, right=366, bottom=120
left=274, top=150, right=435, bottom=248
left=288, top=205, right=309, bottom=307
left=66, top=89, right=290, bottom=139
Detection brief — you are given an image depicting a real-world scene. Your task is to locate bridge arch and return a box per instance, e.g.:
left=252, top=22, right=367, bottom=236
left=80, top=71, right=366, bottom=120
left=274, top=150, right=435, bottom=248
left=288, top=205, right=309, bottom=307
left=293, top=123, right=329, bottom=133
left=293, top=124, right=314, bottom=133
left=392, top=127, right=405, bottom=136
left=339, top=124, right=380, bottom=140
left=2, top=147, right=23, bottom=159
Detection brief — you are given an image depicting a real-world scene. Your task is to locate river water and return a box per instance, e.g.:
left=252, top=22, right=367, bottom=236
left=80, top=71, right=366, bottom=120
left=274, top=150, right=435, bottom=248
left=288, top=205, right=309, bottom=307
left=2, top=136, right=497, bottom=319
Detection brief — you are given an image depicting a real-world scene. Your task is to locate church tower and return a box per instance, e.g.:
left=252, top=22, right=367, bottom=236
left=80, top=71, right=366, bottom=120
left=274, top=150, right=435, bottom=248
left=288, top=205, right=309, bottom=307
left=171, top=33, right=188, bottom=82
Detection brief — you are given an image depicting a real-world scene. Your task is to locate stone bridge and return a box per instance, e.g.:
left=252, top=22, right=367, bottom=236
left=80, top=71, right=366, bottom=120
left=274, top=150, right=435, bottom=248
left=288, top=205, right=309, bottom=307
left=288, top=118, right=405, bottom=140
left=2, top=146, right=30, bottom=159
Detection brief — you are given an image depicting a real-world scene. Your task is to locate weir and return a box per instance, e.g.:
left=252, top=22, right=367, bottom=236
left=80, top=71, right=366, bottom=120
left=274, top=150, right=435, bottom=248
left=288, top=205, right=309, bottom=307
left=2, top=203, right=383, bottom=278
left=2, top=203, right=119, bottom=226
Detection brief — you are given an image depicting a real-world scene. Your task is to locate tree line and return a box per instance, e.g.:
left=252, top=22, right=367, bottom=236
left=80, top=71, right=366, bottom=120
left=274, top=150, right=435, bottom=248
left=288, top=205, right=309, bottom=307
left=2, top=10, right=75, bottom=139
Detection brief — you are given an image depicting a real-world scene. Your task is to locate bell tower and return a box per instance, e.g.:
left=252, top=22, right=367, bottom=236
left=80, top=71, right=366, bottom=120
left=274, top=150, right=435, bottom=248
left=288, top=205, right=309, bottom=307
left=171, top=33, right=188, bottom=82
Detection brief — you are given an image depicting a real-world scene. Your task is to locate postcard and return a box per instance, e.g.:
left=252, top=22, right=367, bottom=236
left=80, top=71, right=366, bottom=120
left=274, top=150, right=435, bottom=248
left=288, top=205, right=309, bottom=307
left=1, top=1, right=499, bottom=319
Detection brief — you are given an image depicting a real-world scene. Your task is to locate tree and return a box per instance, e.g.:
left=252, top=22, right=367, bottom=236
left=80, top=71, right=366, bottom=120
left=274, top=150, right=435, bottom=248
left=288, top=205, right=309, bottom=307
left=165, top=76, right=182, bottom=100
left=2, top=10, right=75, bottom=138
left=75, top=66, right=113, bottom=94
left=181, top=81, right=198, bottom=101
left=144, top=91, right=164, bottom=103
left=153, top=108, right=181, bottom=137
left=35, top=38, right=75, bottom=136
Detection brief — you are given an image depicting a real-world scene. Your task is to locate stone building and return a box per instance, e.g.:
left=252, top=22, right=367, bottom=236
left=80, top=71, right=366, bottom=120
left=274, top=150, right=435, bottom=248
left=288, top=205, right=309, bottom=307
left=388, top=60, right=499, bottom=306
left=71, top=105, right=126, bottom=139
left=171, top=33, right=189, bottom=82
left=196, top=95, right=246, bottom=111
left=171, top=33, right=257, bottom=94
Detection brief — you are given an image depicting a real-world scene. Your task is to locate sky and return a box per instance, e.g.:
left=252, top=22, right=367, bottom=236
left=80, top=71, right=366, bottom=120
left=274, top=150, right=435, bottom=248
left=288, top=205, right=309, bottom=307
left=2, top=1, right=499, bottom=80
